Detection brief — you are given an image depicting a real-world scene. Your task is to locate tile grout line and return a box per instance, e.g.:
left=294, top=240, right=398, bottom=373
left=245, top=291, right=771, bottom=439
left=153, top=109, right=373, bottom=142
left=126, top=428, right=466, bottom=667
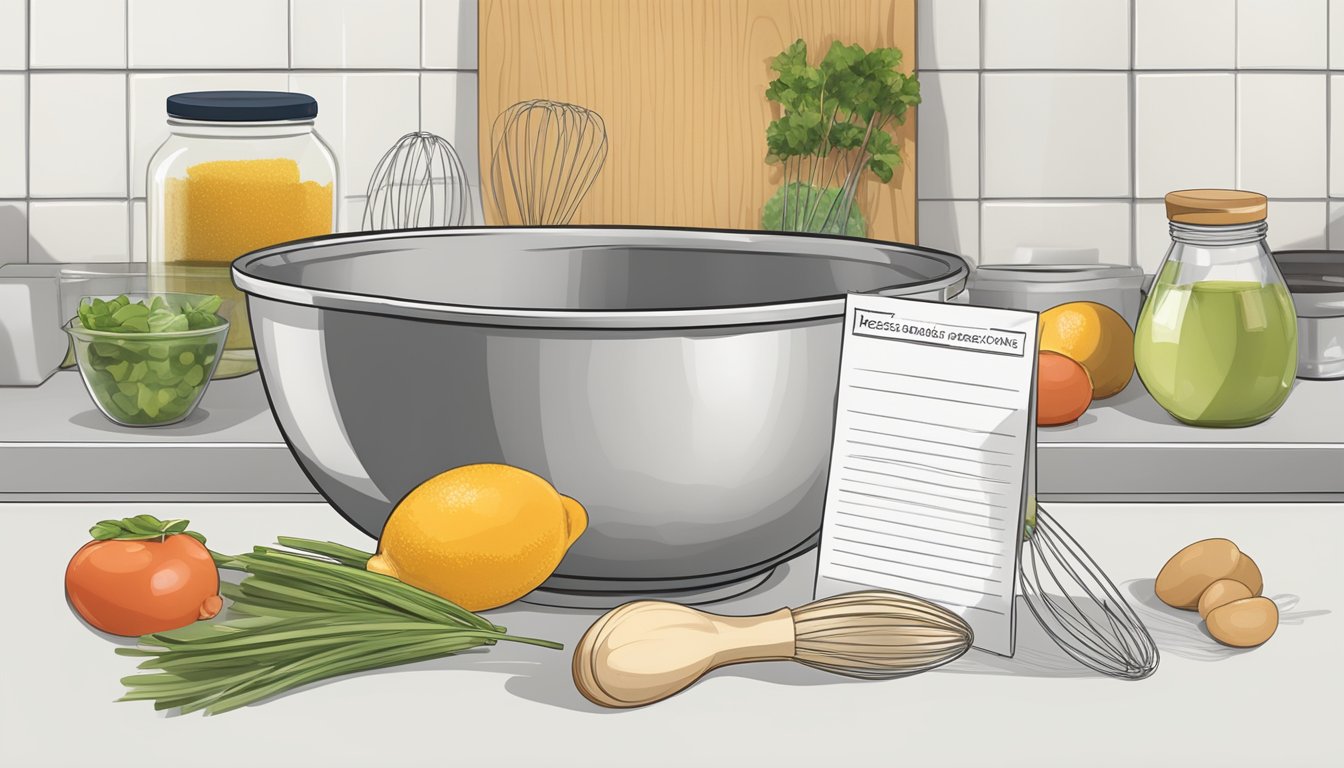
left=1327, top=0, right=1334, bottom=247
left=418, top=0, right=425, bottom=133
left=23, top=0, right=30, bottom=262
left=977, top=0, right=985, bottom=265
left=1128, top=0, right=1137, bottom=268
left=1234, top=0, right=1241, bottom=193
left=124, top=0, right=131, bottom=263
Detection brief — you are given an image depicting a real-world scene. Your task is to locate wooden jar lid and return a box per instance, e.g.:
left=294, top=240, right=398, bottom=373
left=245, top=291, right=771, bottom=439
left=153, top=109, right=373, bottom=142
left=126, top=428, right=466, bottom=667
left=1164, top=189, right=1268, bottom=225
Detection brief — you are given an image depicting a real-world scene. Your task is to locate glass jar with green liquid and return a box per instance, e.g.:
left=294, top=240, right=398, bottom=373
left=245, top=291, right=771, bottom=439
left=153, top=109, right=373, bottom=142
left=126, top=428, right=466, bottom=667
left=1135, top=190, right=1297, bottom=427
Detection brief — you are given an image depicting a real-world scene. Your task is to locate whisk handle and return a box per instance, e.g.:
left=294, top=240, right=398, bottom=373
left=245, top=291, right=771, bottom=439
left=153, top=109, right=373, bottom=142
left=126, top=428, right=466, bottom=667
left=708, top=608, right=796, bottom=667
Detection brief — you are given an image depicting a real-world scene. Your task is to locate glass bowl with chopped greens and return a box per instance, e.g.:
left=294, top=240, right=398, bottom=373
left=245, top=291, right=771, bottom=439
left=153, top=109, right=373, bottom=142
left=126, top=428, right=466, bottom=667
left=64, top=293, right=230, bottom=427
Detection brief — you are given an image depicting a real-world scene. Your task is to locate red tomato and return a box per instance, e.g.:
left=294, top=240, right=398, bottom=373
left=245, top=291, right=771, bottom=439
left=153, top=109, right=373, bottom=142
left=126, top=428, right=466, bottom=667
left=1037, top=351, right=1094, bottom=426
left=66, top=534, right=222, bottom=637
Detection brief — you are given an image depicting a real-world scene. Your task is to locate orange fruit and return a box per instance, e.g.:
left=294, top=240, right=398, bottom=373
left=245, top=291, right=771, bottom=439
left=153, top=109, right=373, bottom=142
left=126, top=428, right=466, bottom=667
left=366, top=464, right=588, bottom=611
left=1037, top=351, right=1093, bottom=426
left=1038, top=302, right=1134, bottom=399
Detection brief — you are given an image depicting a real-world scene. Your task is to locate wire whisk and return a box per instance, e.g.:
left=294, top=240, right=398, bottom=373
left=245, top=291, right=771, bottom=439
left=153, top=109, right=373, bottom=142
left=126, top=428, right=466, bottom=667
left=362, top=131, right=472, bottom=230
left=488, top=99, right=609, bottom=226
left=1019, top=505, right=1160, bottom=680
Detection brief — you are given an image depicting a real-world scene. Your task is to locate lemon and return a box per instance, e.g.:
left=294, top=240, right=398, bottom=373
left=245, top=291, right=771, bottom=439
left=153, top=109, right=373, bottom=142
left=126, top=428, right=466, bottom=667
left=1038, top=301, right=1135, bottom=400
left=366, top=464, right=588, bottom=611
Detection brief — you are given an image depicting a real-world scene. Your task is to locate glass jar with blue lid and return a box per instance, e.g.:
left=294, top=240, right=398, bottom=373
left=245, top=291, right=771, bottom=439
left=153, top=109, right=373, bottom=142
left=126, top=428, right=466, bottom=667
left=146, top=91, right=338, bottom=379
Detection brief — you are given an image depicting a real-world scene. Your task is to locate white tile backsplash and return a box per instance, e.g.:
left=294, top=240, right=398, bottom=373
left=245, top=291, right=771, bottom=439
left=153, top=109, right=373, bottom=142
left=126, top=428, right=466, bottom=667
left=129, top=0, right=288, bottom=69
left=983, top=0, right=1130, bottom=70
left=130, top=199, right=146, bottom=262
left=30, top=0, right=126, bottom=69
left=1133, top=201, right=1172, bottom=274
left=917, top=0, right=979, bottom=70
left=343, top=197, right=367, bottom=233
left=1332, top=75, right=1344, bottom=196
left=0, top=75, right=24, bottom=198
left=128, top=72, right=290, bottom=197
left=1135, top=74, right=1236, bottom=197
left=2, top=0, right=1342, bottom=278
left=918, top=201, right=979, bottom=265
left=1237, top=74, right=1327, bottom=197
left=291, top=0, right=420, bottom=69
left=424, top=0, right=479, bottom=70
left=0, top=200, right=25, bottom=264
left=0, top=0, right=25, bottom=70
left=0, top=0, right=484, bottom=269
left=983, top=73, right=1130, bottom=198
left=1267, top=200, right=1329, bottom=249
left=290, top=73, right=422, bottom=197
left=916, top=72, right=977, bottom=200
left=28, top=74, right=127, bottom=198
left=1332, top=0, right=1344, bottom=69
left=420, top=71, right=481, bottom=185
left=1329, top=201, right=1344, bottom=246
left=1134, top=0, right=1236, bottom=70
left=28, top=201, right=129, bottom=263
left=1238, top=0, right=1328, bottom=69
left=981, top=202, right=1133, bottom=266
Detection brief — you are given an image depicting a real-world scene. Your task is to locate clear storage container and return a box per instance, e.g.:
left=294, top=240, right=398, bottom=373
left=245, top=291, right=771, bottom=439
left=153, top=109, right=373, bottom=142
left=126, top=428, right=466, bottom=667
left=1134, top=190, right=1297, bottom=427
left=146, top=91, right=338, bottom=379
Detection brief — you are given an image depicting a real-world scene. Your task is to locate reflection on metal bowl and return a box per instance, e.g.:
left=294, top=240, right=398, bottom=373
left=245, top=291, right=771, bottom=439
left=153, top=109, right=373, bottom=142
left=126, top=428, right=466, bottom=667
left=232, top=227, right=968, bottom=604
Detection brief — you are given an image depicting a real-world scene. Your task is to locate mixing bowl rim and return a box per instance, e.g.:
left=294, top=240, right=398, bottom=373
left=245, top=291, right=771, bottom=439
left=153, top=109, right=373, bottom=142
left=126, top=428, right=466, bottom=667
left=231, top=225, right=969, bottom=330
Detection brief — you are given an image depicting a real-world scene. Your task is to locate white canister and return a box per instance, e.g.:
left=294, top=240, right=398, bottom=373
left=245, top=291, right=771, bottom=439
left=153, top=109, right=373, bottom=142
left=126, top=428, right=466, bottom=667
left=1271, top=250, right=1344, bottom=380
left=967, top=264, right=1146, bottom=328
left=0, top=266, right=68, bottom=386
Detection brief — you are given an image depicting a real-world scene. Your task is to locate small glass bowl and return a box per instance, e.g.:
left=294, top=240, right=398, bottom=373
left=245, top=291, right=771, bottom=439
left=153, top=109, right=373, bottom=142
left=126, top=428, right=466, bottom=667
left=65, top=294, right=230, bottom=427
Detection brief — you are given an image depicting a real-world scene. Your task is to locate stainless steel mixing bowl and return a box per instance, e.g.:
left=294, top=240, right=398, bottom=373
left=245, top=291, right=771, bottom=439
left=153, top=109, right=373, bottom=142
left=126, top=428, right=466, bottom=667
left=232, top=227, right=968, bottom=603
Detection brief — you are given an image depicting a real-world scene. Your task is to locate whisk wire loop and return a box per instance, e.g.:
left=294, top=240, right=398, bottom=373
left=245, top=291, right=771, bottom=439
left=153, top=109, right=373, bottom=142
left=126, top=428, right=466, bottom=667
left=1019, top=506, right=1160, bottom=680
left=489, top=99, right=609, bottom=226
left=363, top=131, right=471, bottom=231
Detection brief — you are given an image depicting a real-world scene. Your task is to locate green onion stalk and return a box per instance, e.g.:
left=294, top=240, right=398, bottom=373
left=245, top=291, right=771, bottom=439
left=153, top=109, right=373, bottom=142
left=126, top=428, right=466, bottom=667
left=115, top=537, right=562, bottom=716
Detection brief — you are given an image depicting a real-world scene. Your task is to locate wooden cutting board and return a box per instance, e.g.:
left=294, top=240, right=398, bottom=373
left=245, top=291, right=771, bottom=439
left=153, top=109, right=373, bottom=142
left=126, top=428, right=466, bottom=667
left=478, top=0, right=917, bottom=242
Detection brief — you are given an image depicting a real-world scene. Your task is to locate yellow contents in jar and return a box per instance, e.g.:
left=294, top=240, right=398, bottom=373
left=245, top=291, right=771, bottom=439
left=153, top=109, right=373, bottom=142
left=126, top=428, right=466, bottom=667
left=164, top=158, right=333, bottom=262
left=160, top=158, right=333, bottom=378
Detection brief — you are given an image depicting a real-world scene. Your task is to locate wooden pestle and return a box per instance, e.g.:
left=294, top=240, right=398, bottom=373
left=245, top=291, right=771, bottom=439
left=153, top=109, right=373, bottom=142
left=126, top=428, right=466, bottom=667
left=572, top=592, right=973, bottom=708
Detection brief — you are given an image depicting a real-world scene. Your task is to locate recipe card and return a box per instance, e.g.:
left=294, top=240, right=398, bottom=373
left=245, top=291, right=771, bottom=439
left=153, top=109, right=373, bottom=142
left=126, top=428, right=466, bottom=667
left=813, top=294, right=1039, bottom=657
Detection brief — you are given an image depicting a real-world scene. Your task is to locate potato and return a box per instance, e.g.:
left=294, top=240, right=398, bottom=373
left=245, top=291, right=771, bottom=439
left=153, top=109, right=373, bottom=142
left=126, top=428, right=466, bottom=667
left=1228, top=553, right=1263, bottom=596
left=1155, top=538, right=1242, bottom=610
left=1198, top=579, right=1253, bottom=619
left=1206, top=596, right=1278, bottom=648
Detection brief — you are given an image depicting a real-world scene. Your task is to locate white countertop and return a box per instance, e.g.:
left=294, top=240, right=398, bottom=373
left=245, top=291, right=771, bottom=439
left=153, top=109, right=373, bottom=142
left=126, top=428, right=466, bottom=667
left=4, top=370, right=1344, bottom=501
left=2, top=501, right=1337, bottom=768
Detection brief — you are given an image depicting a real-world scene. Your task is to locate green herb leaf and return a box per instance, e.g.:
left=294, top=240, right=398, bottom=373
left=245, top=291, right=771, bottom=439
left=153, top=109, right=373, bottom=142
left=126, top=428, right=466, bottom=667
left=89, top=520, right=126, bottom=540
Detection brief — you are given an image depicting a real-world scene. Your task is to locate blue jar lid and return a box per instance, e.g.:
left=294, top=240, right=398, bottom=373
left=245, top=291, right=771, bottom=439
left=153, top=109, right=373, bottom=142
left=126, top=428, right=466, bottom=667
left=166, top=91, right=318, bottom=122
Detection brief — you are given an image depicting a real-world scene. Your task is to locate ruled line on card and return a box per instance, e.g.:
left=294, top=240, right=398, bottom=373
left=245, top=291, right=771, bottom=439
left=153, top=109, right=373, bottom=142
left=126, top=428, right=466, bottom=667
left=845, top=438, right=1014, bottom=469
left=838, top=498, right=1007, bottom=532
left=850, top=426, right=1015, bottom=456
left=846, top=410, right=1018, bottom=438
left=834, top=522, right=1002, bottom=557
left=832, top=548, right=1005, bottom=584
left=835, top=509, right=1005, bottom=543
left=855, top=368, right=1021, bottom=393
left=843, top=465, right=1012, bottom=499
left=849, top=453, right=1014, bottom=484
left=842, top=476, right=1010, bottom=510
left=831, top=535, right=1004, bottom=569
left=827, top=562, right=1003, bottom=598
left=836, top=487, right=1006, bottom=522
left=849, top=384, right=1016, bottom=412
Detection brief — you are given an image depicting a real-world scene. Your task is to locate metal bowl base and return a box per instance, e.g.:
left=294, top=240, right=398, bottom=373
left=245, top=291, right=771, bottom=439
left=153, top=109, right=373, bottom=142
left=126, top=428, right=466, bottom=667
left=520, top=568, right=777, bottom=610
left=519, top=534, right=818, bottom=609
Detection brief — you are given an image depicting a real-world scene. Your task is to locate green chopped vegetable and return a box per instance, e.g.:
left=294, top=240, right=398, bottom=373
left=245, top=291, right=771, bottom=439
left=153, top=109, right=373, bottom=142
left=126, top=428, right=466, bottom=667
left=70, top=295, right=227, bottom=426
